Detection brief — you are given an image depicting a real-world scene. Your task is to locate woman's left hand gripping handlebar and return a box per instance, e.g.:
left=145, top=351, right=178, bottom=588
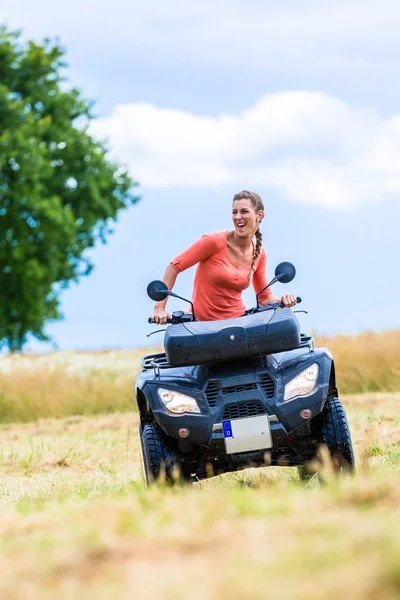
left=280, top=294, right=298, bottom=308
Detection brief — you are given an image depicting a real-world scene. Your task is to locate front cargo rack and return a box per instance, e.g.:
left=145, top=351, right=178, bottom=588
left=299, top=333, right=314, bottom=352
left=141, top=352, right=171, bottom=372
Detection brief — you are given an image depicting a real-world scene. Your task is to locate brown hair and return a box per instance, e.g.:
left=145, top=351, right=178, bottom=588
left=232, top=190, right=264, bottom=277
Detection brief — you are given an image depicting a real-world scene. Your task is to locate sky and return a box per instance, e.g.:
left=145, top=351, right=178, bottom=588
left=2, top=0, right=400, bottom=350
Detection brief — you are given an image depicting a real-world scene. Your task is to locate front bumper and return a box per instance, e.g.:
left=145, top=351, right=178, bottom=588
left=143, top=359, right=330, bottom=451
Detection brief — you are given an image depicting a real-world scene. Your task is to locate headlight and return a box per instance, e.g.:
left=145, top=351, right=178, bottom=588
left=284, top=363, right=319, bottom=402
left=157, top=387, right=201, bottom=414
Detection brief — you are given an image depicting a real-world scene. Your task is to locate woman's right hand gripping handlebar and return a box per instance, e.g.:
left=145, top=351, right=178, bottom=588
left=151, top=305, right=171, bottom=325
left=150, top=264, right=179, bottom=324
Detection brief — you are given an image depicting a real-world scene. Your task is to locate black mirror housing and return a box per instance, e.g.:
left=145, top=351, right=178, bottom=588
left=147, top=280, right=169, bottom=301
left=274, top=262, right=296, bottom=284
left=255, top=261, right=296, bottom=307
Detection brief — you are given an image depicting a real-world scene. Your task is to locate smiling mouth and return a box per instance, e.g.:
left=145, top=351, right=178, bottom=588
left=236, top=222, right=246, bottom=231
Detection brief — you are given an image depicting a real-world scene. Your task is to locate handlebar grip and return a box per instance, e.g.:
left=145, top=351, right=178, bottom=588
left=148, top=317, right=174, bottom=324
left=279, top=296, right=302, bottom=308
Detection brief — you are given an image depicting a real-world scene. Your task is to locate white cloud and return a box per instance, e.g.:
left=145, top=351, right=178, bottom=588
left=91, top=91, right=400, bottom=209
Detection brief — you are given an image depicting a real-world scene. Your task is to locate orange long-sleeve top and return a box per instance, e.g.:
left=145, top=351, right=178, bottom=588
left=171, top=231, right=272, bottom=322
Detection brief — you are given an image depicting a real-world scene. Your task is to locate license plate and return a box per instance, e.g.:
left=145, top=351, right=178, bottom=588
left=222, top=415, right=272, bottom=454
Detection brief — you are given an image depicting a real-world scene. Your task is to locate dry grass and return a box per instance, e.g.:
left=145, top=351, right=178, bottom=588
left=0, top=349, right=152, bottom=423
left=0, top=393, right=399, bottom=599
left=315, top=329, right=400, bottom=394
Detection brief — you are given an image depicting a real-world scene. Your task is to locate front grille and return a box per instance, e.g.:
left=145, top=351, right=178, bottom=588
left=205, top=377, right=274, bottom=407
left=223, top=401, right=266, bottom=420
left=222, top=382, right=258, bottom=395
left=205, top=381, right=258, bottom=407
left=205, top=382, right=219, bottom=407
left=259, top=374, right=275, bottom=398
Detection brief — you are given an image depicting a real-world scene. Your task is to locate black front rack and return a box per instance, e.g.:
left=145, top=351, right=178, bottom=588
left=141, top=352, right=171, bottom=371
left=299, top=333, right=314, bottom=352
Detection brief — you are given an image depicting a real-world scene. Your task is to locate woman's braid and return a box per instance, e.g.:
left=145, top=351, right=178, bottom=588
left=248, top=227, right=262, bottom=279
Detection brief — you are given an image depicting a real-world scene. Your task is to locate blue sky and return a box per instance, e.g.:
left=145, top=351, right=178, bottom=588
left=2, top=0, right=400, bottom=350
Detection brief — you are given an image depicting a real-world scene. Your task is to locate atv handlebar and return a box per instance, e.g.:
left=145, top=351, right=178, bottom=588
left=148, top=311, right=193, bottom=325
left=263, top=297, right=302, bottom=309
left=269, top=296, right=302, bottom=309
left=282, top=296, right=301, bottom=307
left=245, top=296, right=302, bottom=315
left=148, top=297, right=302, bottom=324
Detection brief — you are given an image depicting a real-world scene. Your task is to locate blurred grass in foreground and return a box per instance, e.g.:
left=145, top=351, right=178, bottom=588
left=0, top=330, right=399, bottom=423
left=0, top=394, right=399, bottom=599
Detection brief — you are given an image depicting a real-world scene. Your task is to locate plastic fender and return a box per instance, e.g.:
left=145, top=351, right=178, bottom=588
left=136, top=388, right=151, bottom=419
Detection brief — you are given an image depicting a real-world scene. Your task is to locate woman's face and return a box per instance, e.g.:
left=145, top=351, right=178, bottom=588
left=232, top=199, right=263, bottom=237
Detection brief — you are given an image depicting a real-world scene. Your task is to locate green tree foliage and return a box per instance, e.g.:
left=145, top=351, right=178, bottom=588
left=0, top=26, right=139, bottom=351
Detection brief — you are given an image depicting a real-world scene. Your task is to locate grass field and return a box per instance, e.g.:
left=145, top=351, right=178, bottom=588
left=0, top=337, right=400, bottom=598
left=0, top=393, right=400, bottom=599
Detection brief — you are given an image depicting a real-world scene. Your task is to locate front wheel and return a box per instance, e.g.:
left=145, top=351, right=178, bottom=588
left=298, top=396, right=355, bottom=480
left=140, top=422, right=180, bottom=485
left=319, top=396, right=355, bottom=473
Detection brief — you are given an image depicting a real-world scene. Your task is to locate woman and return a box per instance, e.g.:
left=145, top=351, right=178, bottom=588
left=151, top=190, right=297, bottom=324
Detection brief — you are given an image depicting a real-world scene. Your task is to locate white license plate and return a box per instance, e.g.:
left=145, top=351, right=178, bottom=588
left=222, top=415, right=272, bottom=454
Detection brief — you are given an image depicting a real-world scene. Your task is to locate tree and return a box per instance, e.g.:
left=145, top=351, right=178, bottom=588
left=0, top=26, right=139, bottom=351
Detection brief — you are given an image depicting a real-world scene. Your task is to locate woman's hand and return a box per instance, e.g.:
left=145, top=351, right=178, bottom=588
left=150, top=264, right=178, bottom=324
left=151, top=306, right=171, bottom=325
left=281, top=294, right=297, bottom=308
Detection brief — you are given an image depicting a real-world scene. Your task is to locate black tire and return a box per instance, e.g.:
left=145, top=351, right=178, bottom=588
left=141, top=422, right=180, bottom=485
left=318, top=396, right=355, bottom=474
left=297, top=396, right=355, bottom=481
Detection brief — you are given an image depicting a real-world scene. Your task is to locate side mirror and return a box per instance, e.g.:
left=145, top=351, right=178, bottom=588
left=146, top=280, right=197, bottom=319
left=275, top=262, right=296, bottom=284
left=255, top=261, right=296, bottom=307
left=147, top=280, right=169, bottom=301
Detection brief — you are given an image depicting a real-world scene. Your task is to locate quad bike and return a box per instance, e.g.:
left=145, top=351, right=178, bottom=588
left=136, top=262, right=355, bottom=484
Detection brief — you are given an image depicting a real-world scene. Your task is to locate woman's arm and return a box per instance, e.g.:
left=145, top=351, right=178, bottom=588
left=252, top=250, right=274, bottom=305
left=150, top=233, right=221, bottom=324
left=253, top=250, right=297, bottom=307
left=151, top=263, right=178, bottom=324
left=259, top=293, right=297, bottom=307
